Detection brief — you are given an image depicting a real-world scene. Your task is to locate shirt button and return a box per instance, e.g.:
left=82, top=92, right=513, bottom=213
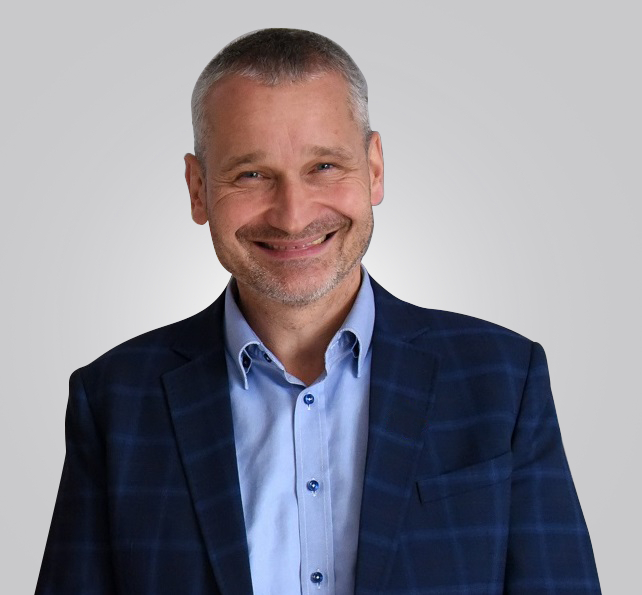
left=242, top=354, right=251, bottom=368
left=303, top=394, right=315, bottom=406
left=310, top=571, right=323, bottom=585
left=263, top=352, right=272, bottom=362
left=307, top=479, right=320, bottom=493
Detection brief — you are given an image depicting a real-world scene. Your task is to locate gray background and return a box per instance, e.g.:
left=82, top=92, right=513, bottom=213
left=2, top=1, right=639, bottom=592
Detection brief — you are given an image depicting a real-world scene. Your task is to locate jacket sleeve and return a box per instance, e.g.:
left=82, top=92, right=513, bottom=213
left=504, top=342, right=601, bottom=593
left=36, top=369, right=117, bottom=594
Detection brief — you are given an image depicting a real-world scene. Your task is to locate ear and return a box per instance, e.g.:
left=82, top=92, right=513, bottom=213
left=184, top=153, right=208, bottom=225
left=367, top=131, right=384, bottom=206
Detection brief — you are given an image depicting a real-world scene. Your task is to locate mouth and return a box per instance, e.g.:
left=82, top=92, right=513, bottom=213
left=256, top=231, right=336, bottom=252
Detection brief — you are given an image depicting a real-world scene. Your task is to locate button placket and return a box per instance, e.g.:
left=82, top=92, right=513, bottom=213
left=294, top=382, right=334, bottom=593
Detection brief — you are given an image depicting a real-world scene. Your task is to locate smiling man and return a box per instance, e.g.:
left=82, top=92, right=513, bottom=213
left=37, top=29, right=600, bottom=595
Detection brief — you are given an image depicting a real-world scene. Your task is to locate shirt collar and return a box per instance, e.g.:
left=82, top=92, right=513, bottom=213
left=223, top=281, right=263, bottom=390
left=223, top=267, right=375, bottom=388
left=326, top=267, right=374, bottom=378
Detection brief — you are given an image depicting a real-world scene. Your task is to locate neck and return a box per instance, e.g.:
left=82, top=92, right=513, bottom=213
left=235, top=269, right=362, bottom=385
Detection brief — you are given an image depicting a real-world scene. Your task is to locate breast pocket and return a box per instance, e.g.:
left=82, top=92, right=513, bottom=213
left=416, top=451, right=512, bottom=504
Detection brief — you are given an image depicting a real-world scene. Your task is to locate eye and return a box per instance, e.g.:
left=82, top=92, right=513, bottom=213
left=238, top=171, right=262, bottom=179
left=315, top=163, right=335, bottom=172
left=235, top=171, right=265, bottom=183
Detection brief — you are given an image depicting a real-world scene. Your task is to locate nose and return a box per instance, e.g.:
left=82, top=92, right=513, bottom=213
left=263, top=175, right=318, bottom=235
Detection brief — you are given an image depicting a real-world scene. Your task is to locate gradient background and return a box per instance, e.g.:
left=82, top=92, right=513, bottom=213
left=2, top=1, right=640, bottom=592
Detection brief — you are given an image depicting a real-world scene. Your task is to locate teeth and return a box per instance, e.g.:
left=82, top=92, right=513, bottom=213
left=265, top=235, right=327, bottom=250
left=307, top=235, right=327, bottom=246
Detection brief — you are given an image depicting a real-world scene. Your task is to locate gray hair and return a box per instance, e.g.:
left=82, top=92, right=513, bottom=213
left=191, top=28, right=372, bottom=163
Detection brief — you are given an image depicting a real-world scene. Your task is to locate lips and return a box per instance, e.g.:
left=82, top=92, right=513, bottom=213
left=256, top=232, right=335, bottom=251
left=259, top=234, right=330, bottom=251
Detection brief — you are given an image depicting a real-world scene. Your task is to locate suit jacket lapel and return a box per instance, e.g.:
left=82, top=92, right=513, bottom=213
left=162, top=295, right=253, bottom=595
left=355, top=280, right=440, bottom=593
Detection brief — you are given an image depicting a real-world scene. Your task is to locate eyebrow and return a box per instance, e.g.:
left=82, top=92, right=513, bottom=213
left=219, top=151, right=267, bottom=174
left=306, top=145, right=355, bottom=162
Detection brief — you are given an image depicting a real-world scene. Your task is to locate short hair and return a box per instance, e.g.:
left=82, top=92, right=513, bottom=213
left=191, top=28, right=372, bottom=163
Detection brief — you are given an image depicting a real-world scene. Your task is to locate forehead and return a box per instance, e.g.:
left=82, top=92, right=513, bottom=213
left=205, top=70, right=351, bottom=114
left=201, top=72, right=361, bottom=159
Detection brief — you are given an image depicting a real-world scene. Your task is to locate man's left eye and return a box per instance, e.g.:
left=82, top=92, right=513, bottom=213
left=315, top=163, right=334, bottom=171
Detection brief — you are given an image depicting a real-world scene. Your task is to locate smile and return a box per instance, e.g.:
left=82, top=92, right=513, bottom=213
left=257, top=232, right=335, bottom=251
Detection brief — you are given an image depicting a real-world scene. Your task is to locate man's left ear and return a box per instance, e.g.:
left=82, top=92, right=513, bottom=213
left=368, top=131, right=384, bottom=206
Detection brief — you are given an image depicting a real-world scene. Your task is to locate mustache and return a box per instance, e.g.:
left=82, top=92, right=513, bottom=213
left=236, top=215, right=350, bottom=242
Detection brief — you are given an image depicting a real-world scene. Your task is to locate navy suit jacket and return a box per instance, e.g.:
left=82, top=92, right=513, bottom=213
left=37, top=280, right=600, bottom=594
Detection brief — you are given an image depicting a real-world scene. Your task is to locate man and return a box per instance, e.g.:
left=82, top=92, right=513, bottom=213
left=37, top=28, right=601, bottom=594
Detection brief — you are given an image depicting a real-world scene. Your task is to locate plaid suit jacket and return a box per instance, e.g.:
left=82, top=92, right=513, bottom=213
left=37, top=279, right=600, bottom=594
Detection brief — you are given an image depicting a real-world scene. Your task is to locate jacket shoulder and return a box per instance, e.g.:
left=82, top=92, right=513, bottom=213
left=371, top=279, right=537, bottom=385
left=371, top=279, right=530, bottom=345
left=76, top=296, right=224, bottom=387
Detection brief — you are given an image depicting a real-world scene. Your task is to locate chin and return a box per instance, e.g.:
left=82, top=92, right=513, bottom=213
left=244, top=265, right=356, bottom=307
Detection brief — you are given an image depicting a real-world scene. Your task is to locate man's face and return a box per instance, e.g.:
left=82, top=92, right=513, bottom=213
left=185, top=72, right=384, bottom=307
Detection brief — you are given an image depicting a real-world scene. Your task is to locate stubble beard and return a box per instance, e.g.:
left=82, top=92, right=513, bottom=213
left=213, top=213, right=374, bottom=307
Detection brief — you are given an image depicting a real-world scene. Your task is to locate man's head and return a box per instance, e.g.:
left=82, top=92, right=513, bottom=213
left=184, top=29, right=383, bottom=308
left=190, top=28, right=372, bottom=165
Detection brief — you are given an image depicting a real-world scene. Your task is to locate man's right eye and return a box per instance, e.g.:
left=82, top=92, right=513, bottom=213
left=238, top=171, right=261, bottom=180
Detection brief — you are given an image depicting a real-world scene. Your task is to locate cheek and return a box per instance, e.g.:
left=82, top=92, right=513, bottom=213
left=207, top=195, right=261, bottom=238
left=207, top=212, right=241, bottom=250
left=318, top=180, right=371, bottom=215
left=335, top=194, right=375, bottom=224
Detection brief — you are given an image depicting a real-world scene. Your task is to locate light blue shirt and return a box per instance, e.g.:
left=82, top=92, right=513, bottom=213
left=224, top=270, right=374, bottom=595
